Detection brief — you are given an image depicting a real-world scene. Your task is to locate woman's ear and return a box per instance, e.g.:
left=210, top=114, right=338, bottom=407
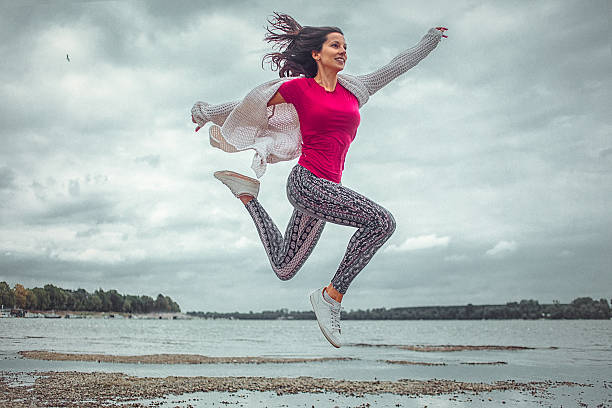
left=311, top=50, right=320, bottom=62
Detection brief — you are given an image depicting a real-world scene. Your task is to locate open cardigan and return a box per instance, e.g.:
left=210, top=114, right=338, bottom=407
left=191, top=27, right=442, bottom=178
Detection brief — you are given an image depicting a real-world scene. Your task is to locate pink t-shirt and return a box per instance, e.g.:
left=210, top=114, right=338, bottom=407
left=278, top=77, right=360, bottom=183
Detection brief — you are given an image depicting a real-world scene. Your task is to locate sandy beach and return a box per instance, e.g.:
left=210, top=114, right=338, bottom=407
left=18, top=350, right=354, bottom=365
left=3, top=350, right=594, bottom=407
left=349, top=344, right=549, bottom=352
left=382, top=360, right=508, bottom=366
left=3, top=350, right=593, bottom=407
left=1, top=369, right=588, bottom=408
left=19, top=350, right=517, bottom=367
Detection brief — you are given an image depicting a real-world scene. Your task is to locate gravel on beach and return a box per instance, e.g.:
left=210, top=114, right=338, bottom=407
left=18, top=350, right=353, bottom=365
left=18, top=351, right=514, bottom=368
left=1, top=370, right=588, bottom=408
left=382, top=360, right=448, bottom=366
left=349, top=343, right=551, bottom=352
left=382, top=360, right=508, bottom=366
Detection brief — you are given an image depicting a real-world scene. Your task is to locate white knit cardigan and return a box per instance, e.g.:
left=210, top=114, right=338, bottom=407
left=191, top=28, right=442, bottom=178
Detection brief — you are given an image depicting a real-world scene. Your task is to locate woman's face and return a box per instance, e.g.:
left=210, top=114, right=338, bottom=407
left=312, top=32, right=347, bottom=72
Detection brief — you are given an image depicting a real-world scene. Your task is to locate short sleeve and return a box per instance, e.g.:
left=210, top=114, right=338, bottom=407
left=278, top=77, right=304, bottom=107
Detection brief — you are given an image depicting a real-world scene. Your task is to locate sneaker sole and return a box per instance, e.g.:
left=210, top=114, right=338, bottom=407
left=213, top=170, right=260, bottom=198
left=214, top=170, right=258, bottom=184
left=309, top=291, right=341, bottom=348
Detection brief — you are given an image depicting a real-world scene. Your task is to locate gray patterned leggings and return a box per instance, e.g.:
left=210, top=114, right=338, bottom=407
left=245, top=164, right=396, bottom=294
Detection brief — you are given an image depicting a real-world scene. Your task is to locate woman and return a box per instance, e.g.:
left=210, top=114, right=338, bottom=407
left=191, top=13, right=447, bottom=347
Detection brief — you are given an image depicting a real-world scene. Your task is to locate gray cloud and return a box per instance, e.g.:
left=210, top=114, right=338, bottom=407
left=0, top=0, right=610, bottom=312
left=135, top=154, right=161, bottom=168
left=0, top=166, right=16, bottom=190
left=68, top=179, right=80, bottom=197
left=599, top=147, right=612, bottom=159
left=75, top=227, right=101, bottom=239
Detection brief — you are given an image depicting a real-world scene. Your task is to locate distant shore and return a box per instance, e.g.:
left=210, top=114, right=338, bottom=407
left=0, top=310, right=189, bottom=320
left=2, top=295, right=610, bottom=320
left=188, top=297, right=611, bottom=320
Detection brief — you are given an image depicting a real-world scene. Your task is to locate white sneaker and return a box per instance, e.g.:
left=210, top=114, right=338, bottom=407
left=309, top=288, right=341, bottom=348
left=213, top=170, right=260, bottom=199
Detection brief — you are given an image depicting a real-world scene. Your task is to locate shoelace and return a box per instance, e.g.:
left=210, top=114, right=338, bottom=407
left=330, top=305, right=342, bottom=332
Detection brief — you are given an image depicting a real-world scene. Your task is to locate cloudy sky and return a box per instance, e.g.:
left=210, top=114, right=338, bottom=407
left=1, top=0, right=610, bottom=312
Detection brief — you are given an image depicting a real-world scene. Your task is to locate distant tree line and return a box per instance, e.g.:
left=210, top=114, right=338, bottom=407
left=187, top=297, right=610, bottom=320
left=0, top=282, right=180, bottom=314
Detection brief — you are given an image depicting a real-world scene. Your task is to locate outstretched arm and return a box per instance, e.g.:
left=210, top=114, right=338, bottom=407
left=356, top=27, right=447, bottom=96
left=191, top=100, right=240, bottom=132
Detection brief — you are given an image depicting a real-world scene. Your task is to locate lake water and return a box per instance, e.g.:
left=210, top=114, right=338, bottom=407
left=1, top=318, right=611, bottom=406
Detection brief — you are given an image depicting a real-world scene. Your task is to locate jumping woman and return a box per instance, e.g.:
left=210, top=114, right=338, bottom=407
left=191, top=13, right=447, bottom=347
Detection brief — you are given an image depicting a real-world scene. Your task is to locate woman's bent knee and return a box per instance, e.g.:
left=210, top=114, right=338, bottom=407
left=370, top=206, right=396, bottom=241
left=382, top=209, right=396, bottom=239
left=274, top=269, right=296, bottom=281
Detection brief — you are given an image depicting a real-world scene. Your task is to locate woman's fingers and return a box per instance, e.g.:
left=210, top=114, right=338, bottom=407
left=192, top=114, right=202, bottom=131
left=436, top=27, right=448, bottom=38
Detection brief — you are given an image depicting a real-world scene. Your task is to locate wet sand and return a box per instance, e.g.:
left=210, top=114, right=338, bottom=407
left=19, top=351, right=514, bottom=368
left=382, top=360, right=508, bottom=366
left=1, top=370, right=587, bottom=408
left=382, top=360, right=448, bottom=366
left=349, top=343, right=552, bottom=352
left=19, top=350, right=353, bottom=365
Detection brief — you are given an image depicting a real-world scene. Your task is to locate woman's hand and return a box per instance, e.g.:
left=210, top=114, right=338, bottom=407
left=436, top=27, right=448, bottom=38
left=192, top=114, right=202, bottom=132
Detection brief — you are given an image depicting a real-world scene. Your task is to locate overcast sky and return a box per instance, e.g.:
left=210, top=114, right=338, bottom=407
left=1, top=0, right=610, bottom=312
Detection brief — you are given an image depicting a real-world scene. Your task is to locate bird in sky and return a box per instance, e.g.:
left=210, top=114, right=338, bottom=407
left=66, top=54, right=70, bottom=62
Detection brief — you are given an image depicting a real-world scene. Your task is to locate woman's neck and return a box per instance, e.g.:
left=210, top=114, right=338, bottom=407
left=313, top=68, right=339, bottom=92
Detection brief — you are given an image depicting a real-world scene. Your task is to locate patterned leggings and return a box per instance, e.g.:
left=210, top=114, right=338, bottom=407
left=245, top=164, right=396, bottom=294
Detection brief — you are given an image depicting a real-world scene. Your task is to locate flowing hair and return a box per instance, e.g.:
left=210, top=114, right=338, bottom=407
left=262, top=12, right=343, bottom=78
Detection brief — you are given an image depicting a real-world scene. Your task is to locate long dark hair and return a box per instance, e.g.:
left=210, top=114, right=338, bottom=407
left=262, top=12, right=343, bottom=78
